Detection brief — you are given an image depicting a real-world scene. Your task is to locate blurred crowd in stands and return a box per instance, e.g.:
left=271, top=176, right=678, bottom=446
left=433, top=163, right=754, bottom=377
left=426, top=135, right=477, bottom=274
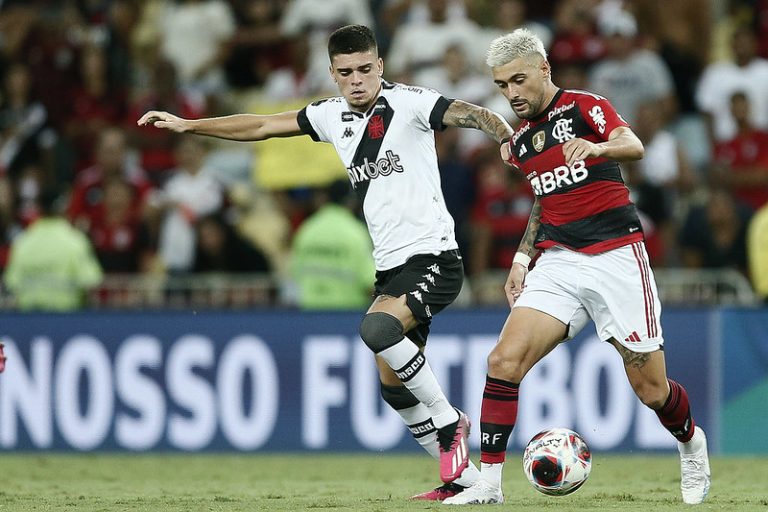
left=0, top=0, right=767, bottom=310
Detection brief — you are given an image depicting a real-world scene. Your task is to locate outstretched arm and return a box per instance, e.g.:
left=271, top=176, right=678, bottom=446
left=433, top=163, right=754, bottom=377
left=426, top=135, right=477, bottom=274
left=136, top=110, right=303, bottom=142
left=441, top=100, right=514, bottom=143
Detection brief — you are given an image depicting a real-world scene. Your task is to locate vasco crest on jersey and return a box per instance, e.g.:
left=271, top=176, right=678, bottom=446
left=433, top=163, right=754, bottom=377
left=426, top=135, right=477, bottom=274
left=368, top=115, right=385, bottom=139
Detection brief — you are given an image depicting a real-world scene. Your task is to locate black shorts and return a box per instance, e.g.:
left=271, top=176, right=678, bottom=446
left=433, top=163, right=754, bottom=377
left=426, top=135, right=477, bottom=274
left=373, top=249, right=464, bottom=346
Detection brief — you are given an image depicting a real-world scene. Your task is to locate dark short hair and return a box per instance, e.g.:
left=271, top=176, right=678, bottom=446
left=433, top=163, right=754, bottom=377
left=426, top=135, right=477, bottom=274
left=730, top=90, right=748, bottom=103
left=38, top=187, right=61, bottom=216
left=327, top=25, right=377, bottom=59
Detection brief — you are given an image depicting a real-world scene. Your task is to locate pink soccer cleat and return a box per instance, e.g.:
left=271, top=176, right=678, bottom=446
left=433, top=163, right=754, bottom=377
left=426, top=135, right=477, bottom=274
left=410, top=483, right=467, bottom=501
left=0, top=343, right=6, bottom=373
left=438, top=410, right=471, bottom=483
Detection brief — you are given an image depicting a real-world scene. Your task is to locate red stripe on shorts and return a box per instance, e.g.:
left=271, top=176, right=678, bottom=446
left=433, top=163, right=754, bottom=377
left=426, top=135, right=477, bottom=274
left=631, top=242, right=653, bottom=338
left=638, top=243, right=658, bottom=337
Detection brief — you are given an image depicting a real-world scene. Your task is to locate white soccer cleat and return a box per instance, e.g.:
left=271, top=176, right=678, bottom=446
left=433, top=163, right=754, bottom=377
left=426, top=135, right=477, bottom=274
left=679, top=427, right=711, bottom=505
left=442, top=479, right=504, bottom=505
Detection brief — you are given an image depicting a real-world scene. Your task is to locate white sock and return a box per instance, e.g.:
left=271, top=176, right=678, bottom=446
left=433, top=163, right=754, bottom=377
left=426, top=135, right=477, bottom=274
left=395, top=402, right=479, bottom=487
left=679, top=426, right=703, bottom=454
left=378, top=339, right=458, bottom=428
left=480, top=462, right=504, bottom=488
left=398, top=403, right=441, bottom=459
left=455, top=461, right=481, bottom=487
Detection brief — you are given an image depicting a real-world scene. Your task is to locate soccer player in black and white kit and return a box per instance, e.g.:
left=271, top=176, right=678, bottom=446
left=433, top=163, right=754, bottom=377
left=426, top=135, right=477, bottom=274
left=443, top=28, right=711, bottom=505
left=138, top=25, right=515, bottom=500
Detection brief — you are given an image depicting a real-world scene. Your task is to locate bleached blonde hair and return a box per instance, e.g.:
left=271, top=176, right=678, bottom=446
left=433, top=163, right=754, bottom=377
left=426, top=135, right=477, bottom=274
left=486, top=28, right=547, bottom=67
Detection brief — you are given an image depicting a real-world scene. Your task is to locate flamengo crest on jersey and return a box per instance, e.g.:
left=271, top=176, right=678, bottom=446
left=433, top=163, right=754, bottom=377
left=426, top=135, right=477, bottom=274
left=296, top=81, right=459, bottom=270
left=510, top=89, right=644, bottom=254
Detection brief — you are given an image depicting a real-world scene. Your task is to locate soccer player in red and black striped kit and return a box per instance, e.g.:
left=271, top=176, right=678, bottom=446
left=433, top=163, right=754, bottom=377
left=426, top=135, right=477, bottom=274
left=444, top=29, right=711, bottom=505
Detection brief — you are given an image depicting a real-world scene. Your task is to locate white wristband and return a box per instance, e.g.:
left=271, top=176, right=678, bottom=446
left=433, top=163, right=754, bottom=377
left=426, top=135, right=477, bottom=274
left=513, top=252, right=531, bottom=268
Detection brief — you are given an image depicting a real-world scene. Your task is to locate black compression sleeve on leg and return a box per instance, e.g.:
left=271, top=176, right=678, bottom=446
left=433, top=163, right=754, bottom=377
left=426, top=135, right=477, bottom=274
left=380, top=383, right=420, bottom=410
left=359, top=312, right=405, bottom=353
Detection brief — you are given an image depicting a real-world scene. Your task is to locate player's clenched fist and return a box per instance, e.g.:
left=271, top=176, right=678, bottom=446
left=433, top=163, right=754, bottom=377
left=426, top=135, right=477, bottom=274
left=500, top=137, right=521, bottom=170
left=137, top=110, right=189, bottom=132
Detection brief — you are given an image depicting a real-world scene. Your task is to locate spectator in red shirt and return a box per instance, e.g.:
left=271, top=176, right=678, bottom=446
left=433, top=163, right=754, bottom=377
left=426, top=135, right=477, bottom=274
left=68, top=127, right=151, bottom=232
left=548, top=0, right=605, bottom=67
left=713, top=91, right=768, bottom=211
left=66, top=45, right=127, bottom=170
left=126, top=59, right=207, bottom=176
left=225, top=0, right=289, bottom=88
left=88, top=178, right=152, bottom=273
left=5, top=3, right=81, bottom=130
left=469, top=149, right=534, bottom=277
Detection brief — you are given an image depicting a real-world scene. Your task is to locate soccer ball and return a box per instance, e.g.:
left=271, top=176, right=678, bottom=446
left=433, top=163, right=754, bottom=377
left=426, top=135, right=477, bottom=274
left=522, top=428, right=592, bottom=496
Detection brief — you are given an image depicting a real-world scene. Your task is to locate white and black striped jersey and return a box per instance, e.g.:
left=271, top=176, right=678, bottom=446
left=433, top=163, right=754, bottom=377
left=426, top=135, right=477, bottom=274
left=297, top=81, right=458, bottom=270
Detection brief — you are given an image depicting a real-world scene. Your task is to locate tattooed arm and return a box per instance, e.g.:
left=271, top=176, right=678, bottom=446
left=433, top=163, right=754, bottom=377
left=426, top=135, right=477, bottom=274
left=504, top=197, right=542, bottom=307
left=442, top=100, right=514, bottom=142
left=517, top=197, right=542, bottom=261
left=440, top=99, right=528, bottom=306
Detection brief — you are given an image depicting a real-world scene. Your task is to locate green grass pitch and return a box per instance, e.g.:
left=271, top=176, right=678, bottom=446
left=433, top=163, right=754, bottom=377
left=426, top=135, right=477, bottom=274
left=0, top=453, right=766, bottom=511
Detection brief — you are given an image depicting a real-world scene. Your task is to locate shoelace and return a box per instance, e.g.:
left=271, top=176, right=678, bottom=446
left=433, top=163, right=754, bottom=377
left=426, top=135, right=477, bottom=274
left=680, top=458, right=705, bottom=489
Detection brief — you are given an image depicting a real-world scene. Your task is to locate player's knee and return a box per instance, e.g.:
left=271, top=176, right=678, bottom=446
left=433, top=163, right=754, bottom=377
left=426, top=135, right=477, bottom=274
left=487, top=345, right=527, bottom=382
left=380, top=383, right=419, bottom=410
left=359, top=312, right=405, bottom=353
left=634, top=381, right=669, bottom=410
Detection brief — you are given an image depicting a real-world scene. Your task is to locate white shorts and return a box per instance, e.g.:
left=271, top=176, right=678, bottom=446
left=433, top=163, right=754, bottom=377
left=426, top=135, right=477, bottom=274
left=514, top=242, right=663, bottom=352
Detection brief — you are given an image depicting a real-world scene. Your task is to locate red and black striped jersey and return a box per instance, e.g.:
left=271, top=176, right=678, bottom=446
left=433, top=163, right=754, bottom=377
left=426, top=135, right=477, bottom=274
left=509, top=89, right=644, bottom=254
